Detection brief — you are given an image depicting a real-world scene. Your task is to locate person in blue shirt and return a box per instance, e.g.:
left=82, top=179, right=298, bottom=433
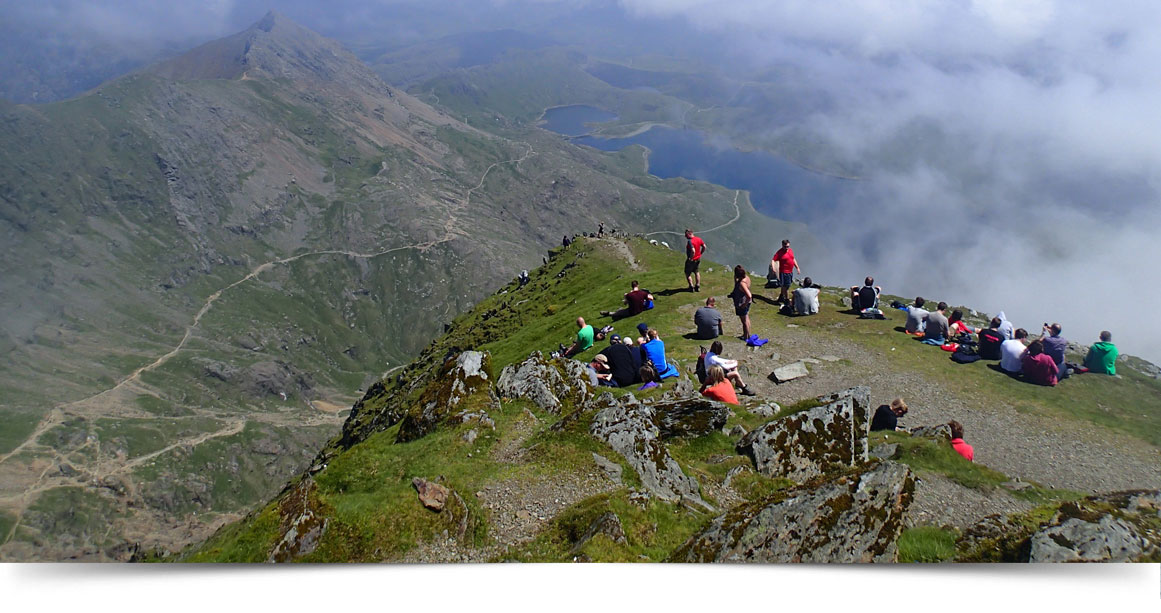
left=640, top=328, right=680, bottom=379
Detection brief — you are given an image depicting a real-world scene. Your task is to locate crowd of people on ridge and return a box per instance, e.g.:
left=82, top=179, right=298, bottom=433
left=548, top=225, right=1122, bottom=466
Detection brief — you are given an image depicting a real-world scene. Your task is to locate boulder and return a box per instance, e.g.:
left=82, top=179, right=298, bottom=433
left=910, top=424, right=952, bottom=440
left=736, top=387, right=870, bottom=482
left=268, top=477, right=328, bottom=563
left=412, top=478, right=450, bottom=512
left=672, top=462, right=915, bottom=563
left=770, top=361, right=809, bottom=383
left=654, top=398, right=731, bottom=440
left=570, top=512, right=627, bottom=555
left=1029, top=516, right=1148, bottom=562
left=589, top=393, right=711, bottom=510
left=870, top=443, right=898, bottom=460
left=497, top=352, right=592, bottom=414
left=751, top=403, right=778, bottom=418
left=396, top=351, right=496, bottom=443
left=592, top=453, right=623, bottom=485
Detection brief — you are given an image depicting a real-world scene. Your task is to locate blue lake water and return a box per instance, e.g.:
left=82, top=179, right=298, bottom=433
left=540, top=105, right=860, bottom=223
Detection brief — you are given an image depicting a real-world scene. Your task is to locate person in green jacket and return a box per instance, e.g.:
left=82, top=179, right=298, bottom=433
left=1083, top=330, right=1119, bottom=375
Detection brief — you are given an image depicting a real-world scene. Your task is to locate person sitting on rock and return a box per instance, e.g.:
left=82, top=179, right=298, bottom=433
left=791, top=277, right=821, bottom=316
left=1021, top=339, right=1058, bottom=386
left=706, top=341, right=756, bottom=396
left=563, top=316, right=594, bottom=358
left=1000, top=328, right=1029, bottom=374
left=598, top=334, right=639, bottom=387
left=977, top=317, right=1006, bottom=360
left=949, top=420, right=974, bottom=462
left=904, top=297, right=929, bottom=335
left=694, top=297, right=724, bottom=339
left=700, top=365, right=739, bottom=405
left=601, top=280, right=653, bottom=321
left=850, top=276, right=882, bottom=311
left=641, top=329, right=680, bottom=379
left=870, top=398, right=908, bottom=431
left=1083, top=330, right=1119, bottom=375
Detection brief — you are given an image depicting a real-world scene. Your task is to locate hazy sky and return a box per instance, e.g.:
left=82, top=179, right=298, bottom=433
left=4, top=0, right=1159, bottom=361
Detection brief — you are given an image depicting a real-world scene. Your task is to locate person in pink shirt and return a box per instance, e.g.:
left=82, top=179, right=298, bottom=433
left=700, top=365, right=739, bottom=405
left=949, top=420, right=974, bottom=462
left=1021, top=339, right=1058, bottom=386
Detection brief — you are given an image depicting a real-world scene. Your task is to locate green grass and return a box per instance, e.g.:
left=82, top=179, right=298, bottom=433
left=898, top=526, right=958, bottom=563
left=0, top=510, right=16, bottom=546
left=0, top=409, right=43, bottom=455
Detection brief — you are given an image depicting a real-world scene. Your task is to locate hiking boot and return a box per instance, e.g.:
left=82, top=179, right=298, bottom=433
left=695, top=284, right=700, bottom=292
left=740, top=386, right=757, bottom=396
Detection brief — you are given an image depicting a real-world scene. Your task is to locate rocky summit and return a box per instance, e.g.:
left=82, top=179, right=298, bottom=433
left=178, top=238, right=1161, bottom=563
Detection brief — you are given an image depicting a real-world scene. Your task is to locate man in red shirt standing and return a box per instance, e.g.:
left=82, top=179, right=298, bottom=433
left=770, top=239, right=802, bottom=305
left=685, top=229, right=706, bottom=292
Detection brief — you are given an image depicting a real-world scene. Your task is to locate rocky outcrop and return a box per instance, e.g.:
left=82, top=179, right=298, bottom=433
left=588, top=393, right=711, bottom=510
left=268, top=477, right=328, bottom=563
left=736, top=386, right=870, bottom=482
left=654, top=398, right=731, bottom=440
left=672, top=462, right=915, bottom=563
left=910, top=424, right=952, bottom=440
left=570, top=512, right=627, bottom=555
left=397, top=351, right=497, bottom=443
left=957, top=490, right=1161, bottom=562
left=496, top=352, right=592, bottom=414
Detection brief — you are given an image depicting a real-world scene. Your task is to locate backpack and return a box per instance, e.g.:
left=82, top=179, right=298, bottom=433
left=695, top=346, right=708, bottom=384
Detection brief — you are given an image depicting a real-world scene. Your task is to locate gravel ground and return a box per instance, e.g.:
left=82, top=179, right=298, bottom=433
left=906, top=473, right=1034, bottom=529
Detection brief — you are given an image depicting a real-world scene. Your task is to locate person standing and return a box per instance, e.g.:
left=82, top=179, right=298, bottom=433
left=770, top=239, right=802, bottom=305
left=730, top=265, right=753, bottom=340
left=685, top=229, right=706, bottom=292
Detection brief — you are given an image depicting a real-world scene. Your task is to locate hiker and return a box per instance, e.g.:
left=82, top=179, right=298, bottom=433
left=598, top=222, right=605, bottom=237
left=922, top=302, right=950, bottom=345
left=870, top=398, right=908, bottom=431
left=904, top=297, right=929, bottom=334
left=635, top=322, right=649, bottom=346
left=770, top=239, right=802, bottom=305
left=977, top=317, right=1006, bottom=360
left=700, top=365, right=739, bottom=405
left=563, top=317, right=594, bottom=358
left=641, top=329, right=680, bottom=379
left=729, top=265, right=753, bottom=339
left=694, top=297, right=724, bottom=339
left=1083, top=331, right=1119, bottom=375
left=598, top=334, right=639, bottom=387
left=996, top=311, right=1015, bottom=340
left=1000, top=328, right=1029, bottom=374
left=684, top=229, right=707, bottom=292
left=948, top=310, right=974, bottom=336
left=1021, top=339, right=1058, bottom=386
left=1041, top=323, right=1073, bottom=379
left=587, top=354, right=616, bottom=386
left=850, top=277, right=882, bottom=311
left=705, top=341, right=756, bottom=396
left=791, top=277, right=821, bottom=316
left=949, top=420, right=974, bottom=461
left=562, top=235, right=571, bottom=248
left=600, top=280, right=653, bottom=321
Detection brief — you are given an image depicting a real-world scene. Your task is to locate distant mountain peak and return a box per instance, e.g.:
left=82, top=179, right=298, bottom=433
left=147, top=12, right=379, bottom=87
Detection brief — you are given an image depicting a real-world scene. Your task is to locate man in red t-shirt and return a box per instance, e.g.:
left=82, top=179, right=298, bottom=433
left=684, top=229, right=707, bottom=292
left=770, top=239, right=802, bottom=305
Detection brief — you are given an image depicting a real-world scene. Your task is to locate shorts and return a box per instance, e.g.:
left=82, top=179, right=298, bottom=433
left=685, top=259, right=700, bottom=275
left=735, top=303, right=751, bottom=317
left=779, top=272, right=794, bottom=288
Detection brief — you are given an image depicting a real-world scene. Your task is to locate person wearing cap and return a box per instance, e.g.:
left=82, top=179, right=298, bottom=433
left=636, top=322, right=649, bottom=346
left=587, top=354, right=616, bottom=386
left=599, top=334, right=639, bottom=387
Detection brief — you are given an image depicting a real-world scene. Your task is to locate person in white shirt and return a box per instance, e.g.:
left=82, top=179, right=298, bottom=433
left=996, top=310, right=1014, bottom=340
left=1000, top=328, right=1029, bottom=373
left=792, top=277, right=821, bottom=316
left=904, top=297, right=929, bottom=334
left=706, top=341, right=756, bottom=396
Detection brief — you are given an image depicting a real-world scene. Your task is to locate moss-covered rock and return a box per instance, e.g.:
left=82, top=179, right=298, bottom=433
left=267, top=477, right=328, bottom=563
left=396, top=351, right=497, bottom=443
left=496, top=351, right=592, bottom=414
left=671, top=461, right=915, bottom=563
left=736, top=386, right=870, bottom=482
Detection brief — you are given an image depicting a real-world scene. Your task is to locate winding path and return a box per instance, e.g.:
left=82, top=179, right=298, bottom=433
left=645, top=189, right=742, bottom=239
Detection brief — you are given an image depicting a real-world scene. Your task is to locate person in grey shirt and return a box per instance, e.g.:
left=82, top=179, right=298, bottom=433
left=904, top=297, right=929, bottom=333
left=792, top=277, right=821, bottom=315
left=923, top=302, right=950, bottom=343
left=1041, top=323, right=1071, bottom=378
left=694, top=297, right=724, bottom=339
